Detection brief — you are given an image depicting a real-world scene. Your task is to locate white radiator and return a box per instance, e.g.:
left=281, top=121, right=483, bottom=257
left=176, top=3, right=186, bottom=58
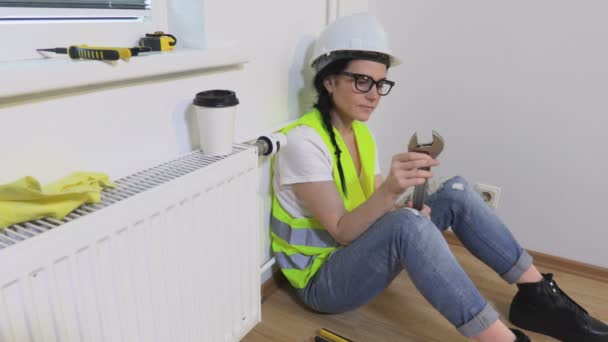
left=0, top=145, right=261, bottom=342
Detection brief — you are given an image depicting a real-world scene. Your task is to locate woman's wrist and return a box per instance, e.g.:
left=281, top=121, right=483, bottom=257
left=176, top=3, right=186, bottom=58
left=376, top=184, right=400, bottom=211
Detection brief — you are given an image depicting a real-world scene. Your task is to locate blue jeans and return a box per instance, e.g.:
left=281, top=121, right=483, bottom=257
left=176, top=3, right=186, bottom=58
left=296, top=176, right=533, bottom=338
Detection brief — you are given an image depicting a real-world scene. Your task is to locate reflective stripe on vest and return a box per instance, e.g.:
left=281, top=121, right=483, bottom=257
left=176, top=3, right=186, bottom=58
left=274, top=252, right=314, bottom=270
left=271, top=216, right=339, bottom=248
left=270, top=108, right=376, bottom=289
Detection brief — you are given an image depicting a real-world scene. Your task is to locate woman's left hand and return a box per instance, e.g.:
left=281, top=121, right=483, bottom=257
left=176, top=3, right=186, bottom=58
left=406, top=200, right=432, bottom=220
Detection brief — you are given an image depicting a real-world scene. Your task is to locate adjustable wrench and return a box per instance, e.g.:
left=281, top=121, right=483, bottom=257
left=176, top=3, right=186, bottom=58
left=407, top=131, right=444, bottom=210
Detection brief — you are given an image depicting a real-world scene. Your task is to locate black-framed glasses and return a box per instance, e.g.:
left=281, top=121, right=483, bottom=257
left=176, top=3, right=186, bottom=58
left=339, top=71, right=395, bottom=96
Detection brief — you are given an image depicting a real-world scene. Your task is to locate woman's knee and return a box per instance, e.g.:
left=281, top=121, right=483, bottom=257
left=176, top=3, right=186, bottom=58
left=383, top=208, right=444, bottom=243
left=438, top=176, right=484, bottom=209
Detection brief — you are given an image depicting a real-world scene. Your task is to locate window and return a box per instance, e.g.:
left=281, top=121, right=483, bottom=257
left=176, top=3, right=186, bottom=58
left=0, top=1, right=149, bottom=10
left=0, top=0, right=167, bottom=63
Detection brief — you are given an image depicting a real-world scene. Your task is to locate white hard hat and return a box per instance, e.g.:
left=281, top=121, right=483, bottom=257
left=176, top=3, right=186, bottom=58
left=310, top=13, right=401, bottom=73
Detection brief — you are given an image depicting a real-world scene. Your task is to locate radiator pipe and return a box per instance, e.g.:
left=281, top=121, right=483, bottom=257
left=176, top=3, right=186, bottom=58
left=254, top=133, right=287, bottom=157
left=256, top=133, right=285, bottom=275
left=260, top=256, right=276, bottom=274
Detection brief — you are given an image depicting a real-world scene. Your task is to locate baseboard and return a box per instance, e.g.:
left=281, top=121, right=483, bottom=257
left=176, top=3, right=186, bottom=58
left=443, top=231, right=608, bottom=283
left=261, top=269, right=286, bottom=302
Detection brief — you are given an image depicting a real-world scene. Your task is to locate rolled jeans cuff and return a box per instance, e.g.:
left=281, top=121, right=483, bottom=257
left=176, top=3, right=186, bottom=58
left=457, top=302, right=500, bottom=337
left=501, top=249, right=533, bottom=284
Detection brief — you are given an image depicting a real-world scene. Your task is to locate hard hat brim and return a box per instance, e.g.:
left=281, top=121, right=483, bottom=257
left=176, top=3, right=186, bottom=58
left=311, top=49, right=401, bottom=73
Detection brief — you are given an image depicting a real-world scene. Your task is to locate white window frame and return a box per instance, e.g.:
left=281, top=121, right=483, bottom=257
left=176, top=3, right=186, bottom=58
left=0, top=1, right=168, bottom=63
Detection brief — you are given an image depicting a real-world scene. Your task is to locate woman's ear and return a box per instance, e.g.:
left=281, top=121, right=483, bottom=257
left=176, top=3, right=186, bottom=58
left=323, top=76, right=336, bottom=94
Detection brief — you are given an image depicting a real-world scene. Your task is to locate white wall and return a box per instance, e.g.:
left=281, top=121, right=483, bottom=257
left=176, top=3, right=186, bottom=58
left=368, top=0, right=608, bottom=267
left=0, top=1, right=329, bottom=281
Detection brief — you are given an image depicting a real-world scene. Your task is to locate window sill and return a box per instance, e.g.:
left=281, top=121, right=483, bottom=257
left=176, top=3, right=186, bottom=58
left=0, top=45, right=249, bottom=100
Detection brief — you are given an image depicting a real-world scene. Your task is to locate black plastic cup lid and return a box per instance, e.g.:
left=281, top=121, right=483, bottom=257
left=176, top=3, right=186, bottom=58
left=193, top=90, right=239, bottom=107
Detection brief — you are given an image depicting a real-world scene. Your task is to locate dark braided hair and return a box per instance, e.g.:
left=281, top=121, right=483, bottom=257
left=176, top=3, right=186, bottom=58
left=313, top=59, right=352, bottom=196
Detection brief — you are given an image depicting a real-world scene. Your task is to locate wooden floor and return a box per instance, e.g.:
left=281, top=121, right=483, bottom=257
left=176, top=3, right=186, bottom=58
left=243, top=243, right=608, bottom=342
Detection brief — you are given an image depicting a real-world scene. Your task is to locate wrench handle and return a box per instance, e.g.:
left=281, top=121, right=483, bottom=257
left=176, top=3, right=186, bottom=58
left=412, top=167, right=430, bottom=210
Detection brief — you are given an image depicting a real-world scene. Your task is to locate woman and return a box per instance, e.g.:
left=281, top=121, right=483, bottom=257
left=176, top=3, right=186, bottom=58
left=271, top=13, right=608, bottom=342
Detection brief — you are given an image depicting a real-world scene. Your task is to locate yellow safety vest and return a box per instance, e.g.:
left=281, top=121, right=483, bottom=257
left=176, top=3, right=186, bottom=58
left=270, top=108, right=376, bottom=289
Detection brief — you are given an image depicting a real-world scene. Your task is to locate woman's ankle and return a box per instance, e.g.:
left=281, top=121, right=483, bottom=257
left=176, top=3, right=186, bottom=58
left=515, top=264, right=543, bottom=284
left=472, top=320, right=516, bottom=342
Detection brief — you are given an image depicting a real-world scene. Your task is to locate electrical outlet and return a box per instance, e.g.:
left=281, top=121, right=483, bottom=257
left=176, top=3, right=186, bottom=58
left=474, top=183, right=501, bottom=209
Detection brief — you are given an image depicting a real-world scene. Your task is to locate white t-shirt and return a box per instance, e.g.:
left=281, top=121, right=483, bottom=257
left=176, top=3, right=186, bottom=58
left=273, top=125, right=381, bottom=218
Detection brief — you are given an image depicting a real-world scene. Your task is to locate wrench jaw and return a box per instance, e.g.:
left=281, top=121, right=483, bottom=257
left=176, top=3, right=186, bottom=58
left=408, top=131, right=423, bottom=151
left=408, top=130, right=444, bottom=158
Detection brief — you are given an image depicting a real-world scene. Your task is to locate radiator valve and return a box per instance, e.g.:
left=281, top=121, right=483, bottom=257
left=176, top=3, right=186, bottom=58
left=255, top=133, right=287, bottom=157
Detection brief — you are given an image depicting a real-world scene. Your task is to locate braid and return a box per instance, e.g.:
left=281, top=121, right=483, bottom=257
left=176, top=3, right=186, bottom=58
left=319, top=102, right=347, bottom=196
left=313, top=59, right=351, bottom=196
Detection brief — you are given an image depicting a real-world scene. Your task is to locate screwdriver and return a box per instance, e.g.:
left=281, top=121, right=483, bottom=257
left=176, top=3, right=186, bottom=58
left=319, top=328, right=353, bottom=342
left=37, top=45, right=151, bottom=61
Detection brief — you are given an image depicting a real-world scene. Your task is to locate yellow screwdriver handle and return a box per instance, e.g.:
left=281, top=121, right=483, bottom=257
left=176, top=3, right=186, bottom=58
left=68, top=45, right=132, bottom=60
left=319, top=328, right=353, bottom=342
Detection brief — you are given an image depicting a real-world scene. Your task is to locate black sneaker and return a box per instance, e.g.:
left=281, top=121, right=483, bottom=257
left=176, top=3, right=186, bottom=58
left=509, top=273, right=608, bottom=341
left=511, top=328, right=531, bottom=341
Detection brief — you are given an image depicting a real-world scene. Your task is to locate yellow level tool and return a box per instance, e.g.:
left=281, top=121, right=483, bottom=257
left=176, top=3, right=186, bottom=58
left=139, top=31, right=177, bottom=51
left=37, top=45, right=151, bottom=61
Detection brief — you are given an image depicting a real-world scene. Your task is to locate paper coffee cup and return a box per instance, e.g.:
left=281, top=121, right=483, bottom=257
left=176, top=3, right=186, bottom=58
left=193, top=90, right=239, bottom=156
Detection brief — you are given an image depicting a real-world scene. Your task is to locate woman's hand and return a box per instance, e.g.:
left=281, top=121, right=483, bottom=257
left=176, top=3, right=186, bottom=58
left=406, top=200, right=432, bottom=220
left=379, top=152, right=440, bottom=200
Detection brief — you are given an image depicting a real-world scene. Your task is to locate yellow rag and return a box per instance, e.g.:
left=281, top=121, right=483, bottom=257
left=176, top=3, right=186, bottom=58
left=0, top=172, right=116, bottom=229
